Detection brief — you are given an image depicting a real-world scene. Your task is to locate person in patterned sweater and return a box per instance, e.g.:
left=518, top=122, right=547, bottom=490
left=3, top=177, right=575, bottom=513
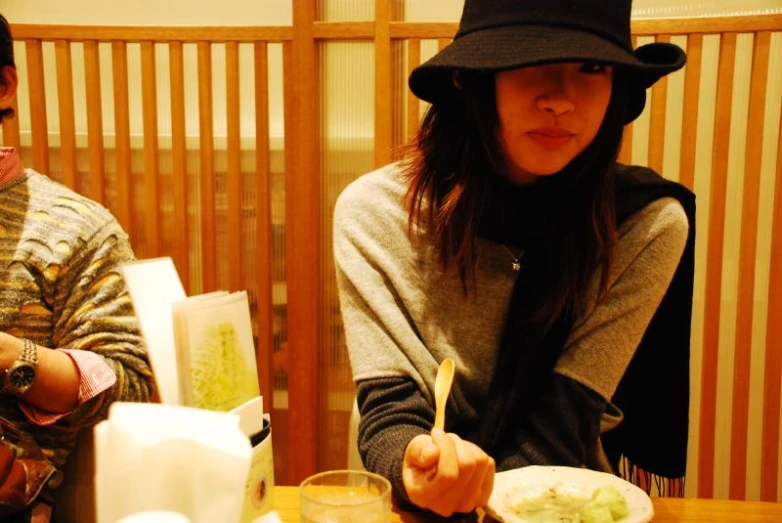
left=0, top=13, right=154, bottom=522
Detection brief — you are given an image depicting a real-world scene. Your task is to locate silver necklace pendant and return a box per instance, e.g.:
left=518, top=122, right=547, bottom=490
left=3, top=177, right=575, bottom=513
left=502, top=244, right=524, bottom=272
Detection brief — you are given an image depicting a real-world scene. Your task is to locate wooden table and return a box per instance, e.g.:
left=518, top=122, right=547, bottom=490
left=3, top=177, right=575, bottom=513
left=271, top=485, right=782, bottom=522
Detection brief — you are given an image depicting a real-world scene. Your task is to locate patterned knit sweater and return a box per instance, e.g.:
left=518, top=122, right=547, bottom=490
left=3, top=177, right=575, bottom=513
left=0, top=169, right=154, bottom=469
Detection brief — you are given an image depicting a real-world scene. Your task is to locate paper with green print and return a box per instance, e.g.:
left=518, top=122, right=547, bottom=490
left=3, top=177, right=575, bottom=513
left=173, top=291, right=260, bottom=411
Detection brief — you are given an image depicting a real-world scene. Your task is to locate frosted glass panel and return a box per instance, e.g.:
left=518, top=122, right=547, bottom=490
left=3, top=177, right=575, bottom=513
left=319, top=0, right=376, bottom=21
left=318, top=40, right=375, bottom=471
left=319, top=0, right=406, bottom=21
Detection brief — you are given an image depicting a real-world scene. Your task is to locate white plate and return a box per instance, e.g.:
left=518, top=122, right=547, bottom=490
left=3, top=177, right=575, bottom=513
left=486, top=466, right=653, bottom=523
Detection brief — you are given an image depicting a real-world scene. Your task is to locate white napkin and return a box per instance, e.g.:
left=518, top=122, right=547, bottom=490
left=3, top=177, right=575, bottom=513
left=116, top=512, right=191, bottom=523
left=95, top=402, right=252, bottom=523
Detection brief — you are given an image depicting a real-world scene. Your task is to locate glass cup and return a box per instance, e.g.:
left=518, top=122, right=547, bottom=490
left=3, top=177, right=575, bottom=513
left=299, top=470, right=392, bottom=523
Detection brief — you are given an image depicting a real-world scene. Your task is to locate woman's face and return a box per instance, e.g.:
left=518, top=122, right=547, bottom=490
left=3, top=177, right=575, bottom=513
left=494, top=62, right=614, bottom=185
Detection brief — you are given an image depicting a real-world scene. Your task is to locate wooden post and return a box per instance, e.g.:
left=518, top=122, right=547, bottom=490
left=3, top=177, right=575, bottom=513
left=287, top=0, right=320, bottom=485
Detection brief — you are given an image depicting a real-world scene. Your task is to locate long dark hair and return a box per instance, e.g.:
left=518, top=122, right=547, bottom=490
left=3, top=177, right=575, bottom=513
left=0, top=14, right=15, bottom=124
left=403, top=68, right=629, bottom=331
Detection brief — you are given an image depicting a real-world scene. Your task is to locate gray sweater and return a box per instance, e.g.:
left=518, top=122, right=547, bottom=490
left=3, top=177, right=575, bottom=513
left=334, top=163, right=688, bottom=501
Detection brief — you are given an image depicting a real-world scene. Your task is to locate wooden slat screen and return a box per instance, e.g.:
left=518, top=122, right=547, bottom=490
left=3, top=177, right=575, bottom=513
left=253, top=40, right=273, bottom=408
left=406, top=38, right=421, bottom=140
left=169, top=40, right=190, bottom=289
left=374, top=0, right=393, bottom=167
left=140, top=41, right=160, bottom=257
left=648, top=34, right=670, bottom=173
left=762, top=104, right=782, bottom=502
left=278, top=39, right=295, bottom=485
left=197, top=40, right=217, bottom=293
left=730, top=30, right=771, bottom=501
left=698, top=31, right=737, bottom=500
left=288, top=0, right=320, bottom=485
left=3, top=14, right=781, bottom=499
left=25, top=39, right=48, bottom=174
left=54, top=40, right=77, bottom=190
left=226, top=41, right=243, bottom=292
left=678, top=33, right=702, bottom=191
left=111, top=40, right=132, bottom=232
left=84, top=40, right=105, bottom=205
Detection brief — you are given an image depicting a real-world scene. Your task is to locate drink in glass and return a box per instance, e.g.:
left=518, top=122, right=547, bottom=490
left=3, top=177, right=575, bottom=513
left=300, top=470, right=391, bottom=523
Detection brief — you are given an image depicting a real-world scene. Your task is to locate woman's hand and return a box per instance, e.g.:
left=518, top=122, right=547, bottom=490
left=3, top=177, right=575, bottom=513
left=402, top=428, right=495, bottom=517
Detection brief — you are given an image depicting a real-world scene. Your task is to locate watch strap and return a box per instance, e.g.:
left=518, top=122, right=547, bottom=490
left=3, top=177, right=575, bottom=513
left=19, top=338, right=38, bottom=365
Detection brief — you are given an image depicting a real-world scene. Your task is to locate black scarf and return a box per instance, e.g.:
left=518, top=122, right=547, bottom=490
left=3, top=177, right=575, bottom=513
left=475, top=165, right=696, bottom=489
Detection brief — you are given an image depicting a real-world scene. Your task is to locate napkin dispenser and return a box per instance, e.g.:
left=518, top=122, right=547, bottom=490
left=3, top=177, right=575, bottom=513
left=232, top=397, right=275, bottom=521
left=95, top=402, right=252, bottom=523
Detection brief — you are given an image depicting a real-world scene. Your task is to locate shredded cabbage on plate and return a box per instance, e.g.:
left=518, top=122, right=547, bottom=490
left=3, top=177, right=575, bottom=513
left=505, top=484, right=630, bottom=523
left=487, top=465, right=653, bottom=523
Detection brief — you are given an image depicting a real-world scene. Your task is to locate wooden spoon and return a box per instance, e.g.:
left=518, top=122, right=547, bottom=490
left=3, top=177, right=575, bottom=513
left=433, top=358, right=455, bottom=431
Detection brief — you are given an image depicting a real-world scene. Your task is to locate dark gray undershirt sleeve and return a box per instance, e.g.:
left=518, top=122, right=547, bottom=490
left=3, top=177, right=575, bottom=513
left=355, top=377, right=433, bottom=507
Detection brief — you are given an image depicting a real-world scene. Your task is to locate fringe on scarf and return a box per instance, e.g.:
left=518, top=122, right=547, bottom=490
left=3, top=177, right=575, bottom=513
left=618, top=456, right=685, bottom=497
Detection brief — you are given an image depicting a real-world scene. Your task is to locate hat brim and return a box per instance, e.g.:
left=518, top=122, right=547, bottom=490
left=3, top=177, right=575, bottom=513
left=409, top=24, right=686, bottom=113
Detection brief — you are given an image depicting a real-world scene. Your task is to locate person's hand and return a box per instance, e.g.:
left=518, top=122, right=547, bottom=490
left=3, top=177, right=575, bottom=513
left=402, top=428, right=495, bottom=517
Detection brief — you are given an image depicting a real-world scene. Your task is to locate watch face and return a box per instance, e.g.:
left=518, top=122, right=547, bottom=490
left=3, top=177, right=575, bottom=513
left=9, top=364, right=36, bottom=390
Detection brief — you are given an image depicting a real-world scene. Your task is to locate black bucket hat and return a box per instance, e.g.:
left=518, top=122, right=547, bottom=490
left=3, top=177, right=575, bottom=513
left=409, top=0, right=686, bottom=123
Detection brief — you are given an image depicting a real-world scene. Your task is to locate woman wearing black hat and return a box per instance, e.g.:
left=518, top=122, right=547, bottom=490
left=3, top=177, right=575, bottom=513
left=334, top=0, right=696, bottom=517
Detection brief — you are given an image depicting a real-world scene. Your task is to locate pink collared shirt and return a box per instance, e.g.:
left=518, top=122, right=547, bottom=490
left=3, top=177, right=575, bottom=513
left=0, top=145, right=25, bottom=185
left=1, top=147, right=117, bottom=426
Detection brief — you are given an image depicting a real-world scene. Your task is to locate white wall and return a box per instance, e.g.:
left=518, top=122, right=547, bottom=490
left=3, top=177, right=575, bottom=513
left=631, top=0, right=782, bottom=17
left=405, top=0, right=782, bottom=21
left=2, top=0, right=292, bottom=25
left=8, top=0, right=779, bottom=27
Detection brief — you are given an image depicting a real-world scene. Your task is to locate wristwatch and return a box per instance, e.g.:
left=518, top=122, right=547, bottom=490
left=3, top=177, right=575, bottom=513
left=4, top=338, right=38, bottom=394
